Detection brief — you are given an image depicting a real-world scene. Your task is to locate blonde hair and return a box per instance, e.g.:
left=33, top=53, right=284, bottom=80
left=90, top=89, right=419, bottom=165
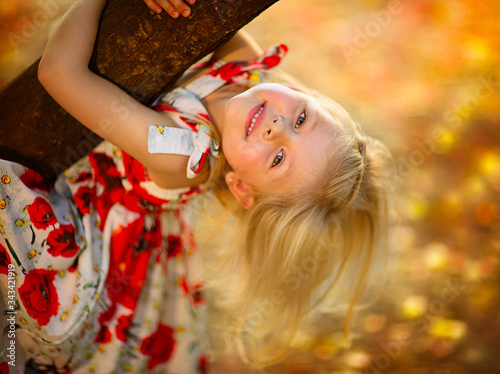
left=199, top=79, right=394, bottom=367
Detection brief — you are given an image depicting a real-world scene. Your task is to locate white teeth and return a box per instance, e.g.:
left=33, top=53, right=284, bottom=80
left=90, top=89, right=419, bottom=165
left=247, top=105, right=264, bottom=135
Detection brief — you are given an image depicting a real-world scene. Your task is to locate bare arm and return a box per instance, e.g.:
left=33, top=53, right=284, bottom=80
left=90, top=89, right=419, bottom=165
left=212, top=29, right=263, bottom=62
left=39, top=0, right=265, bottom=188
left=38, top=0, right=205, bottom=188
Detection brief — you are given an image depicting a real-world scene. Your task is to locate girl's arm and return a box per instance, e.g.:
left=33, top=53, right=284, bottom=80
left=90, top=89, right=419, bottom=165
left=38, top=0, right=206, bottom=189
left=212, top=29, right=263, bottom=62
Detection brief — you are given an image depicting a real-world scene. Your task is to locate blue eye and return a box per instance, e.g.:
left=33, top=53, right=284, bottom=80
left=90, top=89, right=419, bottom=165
left=272, top=150, right=284, bottom=167
left=295, top=111, right=307, bottom=128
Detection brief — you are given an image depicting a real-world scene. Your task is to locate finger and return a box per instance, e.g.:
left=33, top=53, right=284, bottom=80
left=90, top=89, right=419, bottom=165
left=152, top=0, right=179, bottom=18
left=143, top=0, right=163, bottom=13
left=154, top=0, right=181, bottom=18
left=167, top=0, right=192, bottom=17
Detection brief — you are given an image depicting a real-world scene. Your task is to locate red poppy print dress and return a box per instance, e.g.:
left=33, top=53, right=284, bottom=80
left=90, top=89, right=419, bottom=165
left=0, top=44, right=287, bottom=374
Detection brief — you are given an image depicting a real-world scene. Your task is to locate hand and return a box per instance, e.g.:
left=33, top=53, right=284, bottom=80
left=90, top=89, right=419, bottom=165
left=143, top=0, right=196, bottom=18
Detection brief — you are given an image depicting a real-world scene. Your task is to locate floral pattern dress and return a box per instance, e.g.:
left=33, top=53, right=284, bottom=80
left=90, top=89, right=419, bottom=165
left=0, top=44, right=287, bottom=374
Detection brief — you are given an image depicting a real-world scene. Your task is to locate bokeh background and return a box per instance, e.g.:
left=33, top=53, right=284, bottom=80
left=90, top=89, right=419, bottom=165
left=1, top=0, right=499, bottom=373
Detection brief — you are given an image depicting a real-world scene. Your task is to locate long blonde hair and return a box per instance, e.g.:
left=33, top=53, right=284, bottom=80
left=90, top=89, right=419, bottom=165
left=199, top=79, right=394, bottom=367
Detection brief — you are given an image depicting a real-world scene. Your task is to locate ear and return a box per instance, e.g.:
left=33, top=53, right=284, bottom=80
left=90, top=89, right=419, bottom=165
left=225, top=171, right=256, bottom=209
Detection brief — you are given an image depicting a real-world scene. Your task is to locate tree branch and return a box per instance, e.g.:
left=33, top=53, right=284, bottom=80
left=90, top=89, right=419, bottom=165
left=0, top=0, right=278, bottom=182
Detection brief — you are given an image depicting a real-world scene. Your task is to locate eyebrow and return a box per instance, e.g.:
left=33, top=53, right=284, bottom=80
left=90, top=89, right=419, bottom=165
left=271, top=104, right=322, bottom=183
left=308, top=104, right=320, bottom=132
left=271, top=95, right=330, bottom=183
left=272, top=155, right=294, bottom=183
left=296, top=101, right=319, bottom=130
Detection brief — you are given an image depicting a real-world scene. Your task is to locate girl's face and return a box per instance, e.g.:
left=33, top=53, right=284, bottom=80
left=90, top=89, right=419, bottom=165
left=221, top=83, right=339, bottom=204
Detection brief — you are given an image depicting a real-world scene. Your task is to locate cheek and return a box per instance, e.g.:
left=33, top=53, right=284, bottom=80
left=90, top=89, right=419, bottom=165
left=224, top=143, right=263, bottom=172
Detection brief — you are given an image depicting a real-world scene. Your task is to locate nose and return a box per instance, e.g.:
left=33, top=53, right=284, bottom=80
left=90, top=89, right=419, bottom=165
left=263, top=114, right=287, bottom=140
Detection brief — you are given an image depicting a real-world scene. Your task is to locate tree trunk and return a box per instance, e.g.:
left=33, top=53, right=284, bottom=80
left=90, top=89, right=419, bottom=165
left=0, top=0, right=278, bottom=182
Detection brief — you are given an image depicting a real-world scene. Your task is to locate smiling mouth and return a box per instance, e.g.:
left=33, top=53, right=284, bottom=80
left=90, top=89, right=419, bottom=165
left=246, top=103, right=265, bottom=137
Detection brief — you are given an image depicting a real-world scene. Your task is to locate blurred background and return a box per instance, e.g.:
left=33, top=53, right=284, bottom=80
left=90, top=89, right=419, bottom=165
left=1, top=0, right=499, bottom=373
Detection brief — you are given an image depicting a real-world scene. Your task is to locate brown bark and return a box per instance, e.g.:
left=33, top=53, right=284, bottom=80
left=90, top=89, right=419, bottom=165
left=0, top=0, right=278, bottom=182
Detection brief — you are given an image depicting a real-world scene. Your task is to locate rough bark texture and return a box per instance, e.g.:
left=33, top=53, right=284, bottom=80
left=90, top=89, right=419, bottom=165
left=0, top=0, right=278, bottom=182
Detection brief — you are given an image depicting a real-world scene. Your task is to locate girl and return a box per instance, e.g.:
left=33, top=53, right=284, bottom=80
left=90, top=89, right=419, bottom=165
left=0, top=0, right=392, bottom=372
